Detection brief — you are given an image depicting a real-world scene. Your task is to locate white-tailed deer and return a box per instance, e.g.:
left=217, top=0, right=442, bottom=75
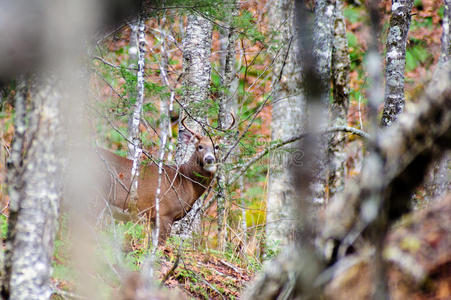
left=99, top=115, right=234, bottom=242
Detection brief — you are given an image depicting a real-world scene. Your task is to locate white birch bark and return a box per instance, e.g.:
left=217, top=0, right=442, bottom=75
left=1, top=78, right=27, bottom=298
left=142, top=16, right=173, bottom=281
left=266, top=0, right=306, bottom=247
left=327, top=0, right=350, bottom=202
left=1, top=0, right=100, bottom=298
left=128, top=16, right=146, bottom=214
left=128, top=22, right=138, bottom=69
left=3, top=82, right=64, bottom=300
left=158, top=16, right=175, bottom=163
left=171, top=13, right=213, bottom=239
left=314, top=0, right=336, bottom=103
left=439, top=0, right=451, bottom=65
left=381, top=0, right=414, bottom=127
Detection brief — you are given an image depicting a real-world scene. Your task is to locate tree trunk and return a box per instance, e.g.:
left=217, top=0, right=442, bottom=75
left=266, top=0, right=306, bottom=247
left=244, top=2, right=330, bottom=298
left=381, top=0, right=414, bottom=127
left=171, top=13, right=213, bottom=239
left=127, top=16, right=146, bottom=217
left=327, top=0, right=350, bottom=203
left=424, top=0, right=451, bottom=201
left=322, top=63, right=451, bottom=297
left=216, top=1, right=239, bottom=250
left=2, top=81, right=64, bottom=300
left=311, top=0, right=336, bottom=205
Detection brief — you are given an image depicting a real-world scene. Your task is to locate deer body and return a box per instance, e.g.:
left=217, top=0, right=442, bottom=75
left=99, top=123, right=220, bottom=242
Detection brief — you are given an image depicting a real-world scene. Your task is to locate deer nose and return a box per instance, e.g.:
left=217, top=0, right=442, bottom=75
left=204, top=155, right=215, bottom=165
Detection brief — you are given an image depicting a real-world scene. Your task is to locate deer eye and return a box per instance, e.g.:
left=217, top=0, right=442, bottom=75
left=214, top=145, right=220, bottom=150
left=198, top=145, right=203, bottom=150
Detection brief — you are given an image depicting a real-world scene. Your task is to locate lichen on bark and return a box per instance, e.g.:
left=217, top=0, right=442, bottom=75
left=381, top=0, right=414, bottom=127
left=3, top=82, right=64, bottom=300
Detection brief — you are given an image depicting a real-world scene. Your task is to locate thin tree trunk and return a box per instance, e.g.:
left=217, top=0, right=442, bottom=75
left=216, top=1, right=239, bottom=250
left=158, top=16, right=175, bottom=163
left=312, top=0, right=336, bottom=205
left=1, top=78, right=27, bottom=298
left=365, top=1, right=389, bottom=298
left=266, top=0, right=306, bottom=247
left=381, top=0, right=414, bottom=127
left=2, top=82, right=64, bottom=300
left=128, top=22, right=138, bottom=70
left=142, top=16, right=172, bottom=281
left=424, top=0, right=450, bottom=201
left=439, top=0, right=451, bottom=65
left=327, top=0, right=350, bottom=203
left=128, top=16, right=146, bottom=216
left=366, top=1, right=385, bottom=134
left=314, top=0, right=336, bottom=104
left=171, top=13, right=213, bottom=239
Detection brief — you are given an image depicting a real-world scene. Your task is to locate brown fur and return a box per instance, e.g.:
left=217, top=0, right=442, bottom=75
left=98, top=135, right=217, bottom=242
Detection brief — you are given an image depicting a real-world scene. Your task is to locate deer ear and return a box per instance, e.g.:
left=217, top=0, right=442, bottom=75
left=179, top=130, right=198, bottom=144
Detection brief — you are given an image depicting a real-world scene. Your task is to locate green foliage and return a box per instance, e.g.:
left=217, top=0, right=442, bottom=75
left=346, top=32, right=364, bottom=71
left=0, top=214, right=8, bottom=239
left=406, top=42, right=431, bottom=72
left=52, top=215, right=74, bottom=282
left=115, top=221, right=158, bottom=271
left=121, top=221, right=147, bottom=241
left=264, top=239, right=281, bottom=260
left=233, top=11, right=264, bottom=43
left=411, top=15, right=434, bottom=30
left=343, top=6, right=364, bottom=24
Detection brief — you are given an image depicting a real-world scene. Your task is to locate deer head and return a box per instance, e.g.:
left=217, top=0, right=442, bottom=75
left=180, top=116, right=220, bottom=174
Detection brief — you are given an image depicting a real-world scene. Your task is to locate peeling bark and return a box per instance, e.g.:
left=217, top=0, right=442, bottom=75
left=381, top=0, right=414, bottom=127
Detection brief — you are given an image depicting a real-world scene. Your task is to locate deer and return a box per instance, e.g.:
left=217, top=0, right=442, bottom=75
left=98, top=115, right=235, bottom=243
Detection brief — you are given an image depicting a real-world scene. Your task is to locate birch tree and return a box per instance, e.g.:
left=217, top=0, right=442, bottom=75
left=127, top=16, right=146, bottom=216
left=244, top=1, right=329, bottom=297
left=266, top=0, right=305, bottom=247
left=0, top=1, right=102, bottom=297
left=2, top=81, right=64, bottom=300
left=171, top=12, right=213, bottom=239
left=327, top=0, right=350, bottom=202
left=381, top=0, right=414, bottom=127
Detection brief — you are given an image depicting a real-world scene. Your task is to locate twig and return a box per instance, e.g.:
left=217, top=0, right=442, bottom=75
left=160, top=246, right=181, bottom=285
left=228, top=126, right=369, bottom=185
left=51, top=284, right=88, bottom=300
left=92, top=56, right=138, bottom=71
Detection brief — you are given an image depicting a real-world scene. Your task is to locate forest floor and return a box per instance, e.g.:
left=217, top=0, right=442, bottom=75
left=158, top=246, right=253, bottom=299
left=49, top=223, right=257, bottom=300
